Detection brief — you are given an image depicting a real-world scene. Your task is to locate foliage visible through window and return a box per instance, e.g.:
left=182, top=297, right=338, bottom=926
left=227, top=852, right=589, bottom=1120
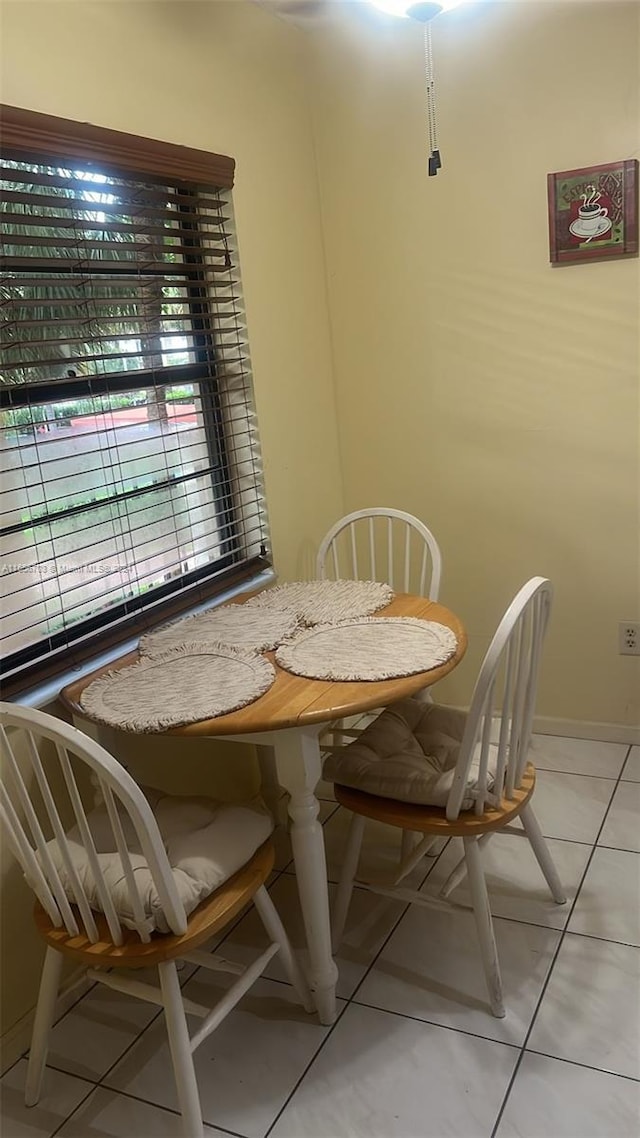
left=0, top=135, right=269, bottom=690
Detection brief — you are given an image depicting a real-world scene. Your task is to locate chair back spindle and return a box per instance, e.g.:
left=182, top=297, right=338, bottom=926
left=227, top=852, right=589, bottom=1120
left=101, top=779, right=152, bottom=941
left=56, top=745, right=122, bottom=943
left=0, top=724, right=80, bottom=935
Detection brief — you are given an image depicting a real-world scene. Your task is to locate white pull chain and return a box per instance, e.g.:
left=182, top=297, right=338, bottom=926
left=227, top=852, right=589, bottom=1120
left=423, top=23, right=441, bottom=175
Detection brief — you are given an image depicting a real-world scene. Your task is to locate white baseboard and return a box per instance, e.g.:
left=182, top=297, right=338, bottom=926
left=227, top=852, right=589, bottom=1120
left=0, top=966, right=90, bottom=1076
left=532, top=716, right=640, bottom=746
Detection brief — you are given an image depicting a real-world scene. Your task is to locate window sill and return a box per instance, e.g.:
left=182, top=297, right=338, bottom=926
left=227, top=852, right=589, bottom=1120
left=9, top=567, right=277, bottom=711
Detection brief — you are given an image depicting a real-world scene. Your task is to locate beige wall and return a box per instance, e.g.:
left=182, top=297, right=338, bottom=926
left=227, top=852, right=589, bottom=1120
left=309, top=0, right=640, bottom=728
left=0, top=0, right=343, bottom=1036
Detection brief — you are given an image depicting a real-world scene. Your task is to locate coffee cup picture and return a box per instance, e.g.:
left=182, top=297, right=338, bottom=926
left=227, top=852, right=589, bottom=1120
left=569, top=184, right=612, bottom=242
left=548, top=159, right=638, bottom=264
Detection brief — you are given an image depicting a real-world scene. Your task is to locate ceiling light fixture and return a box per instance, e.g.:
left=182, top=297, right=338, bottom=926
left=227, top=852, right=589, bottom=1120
left=371, top=0, right=466, bottom=175
left=371, top=1, right=463, bottom=15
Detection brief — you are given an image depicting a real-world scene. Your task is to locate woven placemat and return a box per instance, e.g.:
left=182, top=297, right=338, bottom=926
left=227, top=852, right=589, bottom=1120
left=139, top=605, right=299, bottom=656
left=275, top=617, right=457, bottom=681
left=245, top=579, right=394, bottom=625
left=80, top=643, right=275, bottom=732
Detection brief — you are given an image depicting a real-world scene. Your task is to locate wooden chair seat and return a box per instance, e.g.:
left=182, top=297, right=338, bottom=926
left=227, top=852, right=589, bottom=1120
left=33, top=840, right=274, bottom=969
left=334, top=762, right=536, bottom=837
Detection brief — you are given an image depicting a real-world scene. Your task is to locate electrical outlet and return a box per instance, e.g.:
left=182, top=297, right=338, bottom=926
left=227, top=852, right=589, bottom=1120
left=619, top=621, right=640, bottom=655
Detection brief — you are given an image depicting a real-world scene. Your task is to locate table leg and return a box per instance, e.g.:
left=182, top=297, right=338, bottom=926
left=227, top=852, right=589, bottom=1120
left=271, top=727, right=338, bottom=1025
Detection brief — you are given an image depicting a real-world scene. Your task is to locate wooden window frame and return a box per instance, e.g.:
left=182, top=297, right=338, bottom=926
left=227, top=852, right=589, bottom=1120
left=0, top=106, right=270, bottom=699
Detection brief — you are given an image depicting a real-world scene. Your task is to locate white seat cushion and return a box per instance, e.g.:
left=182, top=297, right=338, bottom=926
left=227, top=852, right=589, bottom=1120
left=323, top=698, right=497, bottom=810
left=45, top=788, right=273, bottom=933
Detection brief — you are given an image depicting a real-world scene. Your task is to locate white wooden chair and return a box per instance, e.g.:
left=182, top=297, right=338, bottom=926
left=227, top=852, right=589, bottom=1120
left=326, top=577, right=566, bottom=1018
left=316, top=507, right=442, bottom=600
left=317, top=507, right=443, bottom=861
left=0, top=703, right=311, bottom=1138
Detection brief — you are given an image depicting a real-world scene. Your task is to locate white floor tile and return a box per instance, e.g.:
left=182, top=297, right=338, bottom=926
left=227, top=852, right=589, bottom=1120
left=43, top=984, right=160, bottom=1083
left=496, top=1051, right=640, bottom=1138
left=529, top=735, right=628, bottom=779
left=105, top=975, right=336, bottom=1138
left=56, top=1087, right=227, bottom=1136
left=357, top=905, right=560, bottom=1046
left=529, top=770, right=615, bottom=843
left=271, top=1002, right=517, bottom=1138
left=425, top=831, right=590, bottom=929
left=528, top=932, right=640, bottom=1079
left=598, top=782, right=640, bottom=852
left=216, top=871, right=408, bottom=1000
left=622, top=746, right=640, bottom=783
left=0, top=1059, right=92, bottom=1138
left=568, top=846, right=640, bottom=946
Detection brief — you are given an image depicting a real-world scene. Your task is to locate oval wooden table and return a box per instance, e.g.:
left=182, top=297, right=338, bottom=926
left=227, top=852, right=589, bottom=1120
left=61, top=592, right=467, bottom=1025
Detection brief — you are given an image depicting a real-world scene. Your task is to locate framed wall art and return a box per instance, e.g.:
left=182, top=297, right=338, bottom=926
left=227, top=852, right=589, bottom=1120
left=547, top=159, right=638, bottom=265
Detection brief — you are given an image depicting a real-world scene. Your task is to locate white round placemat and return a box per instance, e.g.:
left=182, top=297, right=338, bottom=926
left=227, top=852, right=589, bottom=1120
left=275, top=617, right=457, bottom=681
left=80, top=643, right=275, bottom=732
left=245, top=579, right=394, bottom=625
left=139, top=605, right=299, bottom=656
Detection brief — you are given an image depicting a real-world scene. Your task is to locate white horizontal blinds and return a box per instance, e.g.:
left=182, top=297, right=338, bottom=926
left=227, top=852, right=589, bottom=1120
left=0, top=143, right=269, bottom=680
left=205, top=191, right=269, bottom=572
left=0, top=385, right=231, bottom=660
left=0, top=169, right=240, bottom=379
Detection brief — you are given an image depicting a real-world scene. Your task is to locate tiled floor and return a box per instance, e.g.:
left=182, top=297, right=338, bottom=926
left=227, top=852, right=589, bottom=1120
left=2, top=737, right=639, bottom=1138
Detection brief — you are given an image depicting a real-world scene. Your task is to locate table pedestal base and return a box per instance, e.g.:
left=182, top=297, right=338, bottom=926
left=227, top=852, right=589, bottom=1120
left=227, top=726, right=338, bottom=1024
left=273, top=727, right=338, bottom=1025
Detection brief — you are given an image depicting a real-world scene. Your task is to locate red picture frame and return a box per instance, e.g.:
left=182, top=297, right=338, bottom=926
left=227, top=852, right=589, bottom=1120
left=547, top=159, right=638, bottom=265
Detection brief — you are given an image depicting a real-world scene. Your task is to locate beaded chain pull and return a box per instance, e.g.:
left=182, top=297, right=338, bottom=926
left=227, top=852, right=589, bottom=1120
left=424, top=23, right=441, bottom=176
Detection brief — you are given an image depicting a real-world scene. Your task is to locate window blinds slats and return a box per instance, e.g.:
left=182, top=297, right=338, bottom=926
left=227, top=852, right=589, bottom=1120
left=2, top=344, right=203, bottom=374
left=0, top=110, right=269, bottom=692
left=0, top=185, right=232, bottom=218
left=2, top=317, right=246, bottom=337
left=1, top=290, right=243, bottom=309
left=0, top=168, right=233, bottom=209
left=1, top=471, right=264, bottom=544
left=2, top=494, right=265, bottom=573
left=2, top=236, right=229, bottom=260
left=0, top=207, right=229, bottom=232
left=5, top=526, right=266, bottom=619
left=4, top=328, right=195, bottom=350
left=1, top=257, right=233, bottom=275
left=3, top=505, right=266, bottom=605
left=1, top=438, right=256, bottom=498
left=2, top=322, right=245, bottom=347
left=1, top=196, right=230, bottom=227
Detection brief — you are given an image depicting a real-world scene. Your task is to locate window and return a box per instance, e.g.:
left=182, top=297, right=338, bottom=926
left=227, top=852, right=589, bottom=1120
left=0, top=107, right=270, bottom=696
